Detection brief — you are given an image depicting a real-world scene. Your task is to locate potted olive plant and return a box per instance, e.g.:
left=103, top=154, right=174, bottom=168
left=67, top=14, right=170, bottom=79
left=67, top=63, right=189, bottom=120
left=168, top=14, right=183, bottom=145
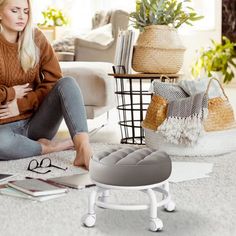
left=130, top=0, right=203, bottom=73
left=191, top=36, right=236, bottom=84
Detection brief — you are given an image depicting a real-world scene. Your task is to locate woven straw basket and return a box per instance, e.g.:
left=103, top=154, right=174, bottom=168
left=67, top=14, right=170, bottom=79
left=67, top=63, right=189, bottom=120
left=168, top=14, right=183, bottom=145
left=132, top=25, right=186, bottom=73
left=203, top=78, right=236, bottom=131
left=142, top=78, right=236, bottom=132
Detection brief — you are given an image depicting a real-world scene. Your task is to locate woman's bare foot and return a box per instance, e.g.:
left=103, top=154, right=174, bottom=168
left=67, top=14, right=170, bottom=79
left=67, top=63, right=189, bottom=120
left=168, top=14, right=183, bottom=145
left=38, top=138, right=74, bottom=154
left=73, top=133, right=93, bottom=170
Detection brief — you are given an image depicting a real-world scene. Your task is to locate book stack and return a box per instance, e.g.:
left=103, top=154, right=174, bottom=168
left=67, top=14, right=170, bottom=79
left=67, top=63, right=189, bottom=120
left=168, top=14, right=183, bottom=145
left=114, top=30, right=135, bottom=74
left=0, top=178, right=68, bottom=202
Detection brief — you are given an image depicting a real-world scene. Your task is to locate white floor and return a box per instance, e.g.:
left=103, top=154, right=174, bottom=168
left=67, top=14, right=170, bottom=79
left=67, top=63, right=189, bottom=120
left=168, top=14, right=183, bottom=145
left=87, top=108, right=121, bottom=144
left=58, top=86, right=236, bottom=144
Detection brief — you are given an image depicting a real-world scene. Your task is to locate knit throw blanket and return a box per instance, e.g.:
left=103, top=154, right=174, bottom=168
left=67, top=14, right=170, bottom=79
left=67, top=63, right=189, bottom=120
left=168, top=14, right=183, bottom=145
left=158, top=92, right=208, bottom=145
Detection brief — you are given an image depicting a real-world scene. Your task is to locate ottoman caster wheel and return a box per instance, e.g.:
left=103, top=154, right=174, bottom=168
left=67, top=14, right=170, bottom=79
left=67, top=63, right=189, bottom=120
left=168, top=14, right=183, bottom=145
left=164, top=200, right=176, bottom=212
left=82, top=213, right=96, bottom=227
left=149, top=218, right=163, bottom=232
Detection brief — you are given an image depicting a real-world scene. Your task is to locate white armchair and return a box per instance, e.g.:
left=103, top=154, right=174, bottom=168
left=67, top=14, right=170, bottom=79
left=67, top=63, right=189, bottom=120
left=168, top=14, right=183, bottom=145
left=74, top=9, right=129, bottom=63
left=60, top=61, right=115, bottom=120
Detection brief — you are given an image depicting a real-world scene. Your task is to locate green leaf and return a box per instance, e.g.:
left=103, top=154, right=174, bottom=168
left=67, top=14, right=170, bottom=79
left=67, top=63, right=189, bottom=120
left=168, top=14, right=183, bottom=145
left=40, top=7, right=68, bottom=26
left=192, top=36, right=236, bottom=83
left=130, top=0, right=203, bottom=29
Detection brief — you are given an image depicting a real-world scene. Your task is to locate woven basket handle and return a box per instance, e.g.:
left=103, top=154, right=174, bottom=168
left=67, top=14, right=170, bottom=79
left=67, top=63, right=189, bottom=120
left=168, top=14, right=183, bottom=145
left=160, top=75, right=171, bottom=82
left=205, top=78, right=229, bottom=100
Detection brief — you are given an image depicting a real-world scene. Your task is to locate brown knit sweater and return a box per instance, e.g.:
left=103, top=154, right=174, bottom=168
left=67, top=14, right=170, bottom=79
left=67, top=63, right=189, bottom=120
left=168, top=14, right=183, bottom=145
left=0, top=28, right=62, bottom=124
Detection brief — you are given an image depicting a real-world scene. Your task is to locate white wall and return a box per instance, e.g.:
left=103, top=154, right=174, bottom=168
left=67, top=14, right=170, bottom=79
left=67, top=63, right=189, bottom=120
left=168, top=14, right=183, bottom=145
left=179, top=0, right=222, bottom=79
left=91, top=0, right=135, bottom=12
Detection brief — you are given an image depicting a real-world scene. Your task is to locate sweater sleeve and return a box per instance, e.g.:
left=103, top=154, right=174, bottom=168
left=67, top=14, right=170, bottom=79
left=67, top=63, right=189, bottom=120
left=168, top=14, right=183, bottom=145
left=0, top=85, right=15, bottom=104
left=17, top=29, right=62, bottom=113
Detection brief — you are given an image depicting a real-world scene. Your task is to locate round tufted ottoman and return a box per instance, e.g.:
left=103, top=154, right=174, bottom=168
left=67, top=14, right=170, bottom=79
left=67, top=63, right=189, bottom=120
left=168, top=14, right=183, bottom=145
left=82, top=147, right=175, bottom=232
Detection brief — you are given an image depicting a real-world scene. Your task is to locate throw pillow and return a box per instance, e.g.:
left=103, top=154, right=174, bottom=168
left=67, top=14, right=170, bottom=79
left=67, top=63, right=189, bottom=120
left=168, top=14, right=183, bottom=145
left=92, top=10, right=112, bottom=29
left=82, top=23, right=114, bottom=46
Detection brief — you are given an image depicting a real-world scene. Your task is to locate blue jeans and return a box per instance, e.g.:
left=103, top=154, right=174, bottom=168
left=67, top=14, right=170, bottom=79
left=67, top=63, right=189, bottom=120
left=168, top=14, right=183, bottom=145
left=0, top=77, right=88, bottom=160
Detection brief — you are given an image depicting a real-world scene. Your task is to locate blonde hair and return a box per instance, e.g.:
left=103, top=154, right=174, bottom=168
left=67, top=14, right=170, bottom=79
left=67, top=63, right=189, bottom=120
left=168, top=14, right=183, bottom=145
left=0, top=0, right=39, bottom=72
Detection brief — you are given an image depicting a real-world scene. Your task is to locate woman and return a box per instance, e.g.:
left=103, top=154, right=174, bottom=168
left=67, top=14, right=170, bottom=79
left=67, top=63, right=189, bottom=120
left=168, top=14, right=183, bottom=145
left=0, top=0, right=92, bottom=169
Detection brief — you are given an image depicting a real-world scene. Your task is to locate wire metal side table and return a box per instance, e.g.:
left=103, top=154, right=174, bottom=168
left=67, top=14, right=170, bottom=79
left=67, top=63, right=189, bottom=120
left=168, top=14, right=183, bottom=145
left=109, top=73, right=180, bottom=145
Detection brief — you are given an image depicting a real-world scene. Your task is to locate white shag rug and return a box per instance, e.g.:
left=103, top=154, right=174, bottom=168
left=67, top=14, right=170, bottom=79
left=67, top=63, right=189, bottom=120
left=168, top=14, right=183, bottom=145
left=0, top=143, right=235, bottom=236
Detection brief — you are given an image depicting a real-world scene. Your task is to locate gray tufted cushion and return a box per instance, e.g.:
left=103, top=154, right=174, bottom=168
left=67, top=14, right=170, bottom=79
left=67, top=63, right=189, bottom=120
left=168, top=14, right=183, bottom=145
left=89, top=147, right=171, bottom=186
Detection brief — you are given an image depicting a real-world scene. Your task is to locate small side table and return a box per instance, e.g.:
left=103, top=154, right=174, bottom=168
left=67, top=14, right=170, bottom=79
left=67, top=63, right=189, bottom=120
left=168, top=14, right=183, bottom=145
left=109, top=73, right=180, bottom=145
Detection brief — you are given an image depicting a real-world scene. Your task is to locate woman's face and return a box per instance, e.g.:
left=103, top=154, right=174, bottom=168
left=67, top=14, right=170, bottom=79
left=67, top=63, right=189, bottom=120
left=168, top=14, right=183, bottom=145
left=0, top=0, right=29, bottom=34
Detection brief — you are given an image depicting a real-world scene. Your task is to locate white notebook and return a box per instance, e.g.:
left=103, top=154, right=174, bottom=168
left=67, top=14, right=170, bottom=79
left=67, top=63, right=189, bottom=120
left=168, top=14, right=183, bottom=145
left=49, top=173, right=95, bottom=189
left=7, top=178, right=68, bottom=196
left=0, top=186, right=67, bottom=202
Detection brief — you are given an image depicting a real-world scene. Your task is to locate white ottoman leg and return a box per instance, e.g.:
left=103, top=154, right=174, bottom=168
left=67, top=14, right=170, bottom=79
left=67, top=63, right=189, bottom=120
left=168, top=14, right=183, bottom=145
left=99, top=189, right=110, bottom=201
left=82, top=189, right=97, bottom=227
left=163, top=182, right=176, bottom=212
left=97, top=188, right=110, bottom=209
left=146, top=188, right=163, bottom=232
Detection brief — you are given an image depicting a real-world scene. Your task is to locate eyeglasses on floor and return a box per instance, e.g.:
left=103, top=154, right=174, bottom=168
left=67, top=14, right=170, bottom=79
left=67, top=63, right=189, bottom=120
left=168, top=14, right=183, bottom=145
left=27, top=157, right=68, bottom=174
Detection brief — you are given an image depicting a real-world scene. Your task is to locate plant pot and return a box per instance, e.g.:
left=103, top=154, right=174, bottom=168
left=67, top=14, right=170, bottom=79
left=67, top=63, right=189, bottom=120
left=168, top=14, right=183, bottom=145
left=132, top=25, right=186, bottom=74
